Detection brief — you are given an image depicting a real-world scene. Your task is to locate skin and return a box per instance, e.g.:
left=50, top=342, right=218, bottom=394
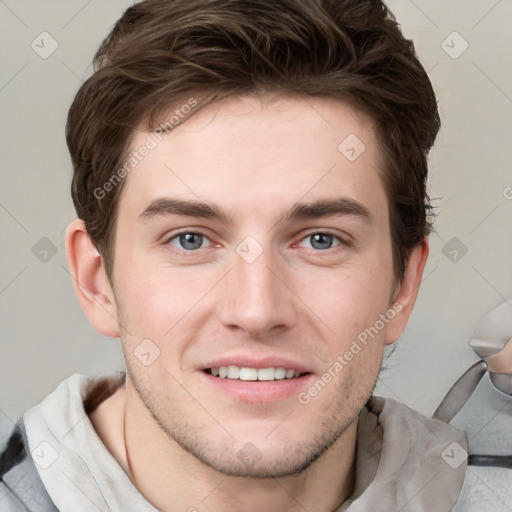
left=66, top=94, right=428, bottom=512
left=486, top=340, right=512, bottom=374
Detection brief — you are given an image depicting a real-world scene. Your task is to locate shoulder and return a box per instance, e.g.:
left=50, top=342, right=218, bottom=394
left=0, top=419, right=58, bottom=511
left=0, top=371, right=127, bottom=511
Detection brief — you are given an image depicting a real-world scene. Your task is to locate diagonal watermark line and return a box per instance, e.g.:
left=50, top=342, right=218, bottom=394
left=407, top=0, right=439, bottom=28
left=164, top=268, right=233, bottom=336
left=61, top=60, right=84, bottom=83
left=61, top=413, right=87, bottom=440
left=427, top=62, right=439, bottom=74
left=469, top=466, right=512, bottom=511
left=59, top=264, right=131, bottom=335
left=421, top=265, right=438, bottom=284
left=0, top=62, right=29, bottom=93
left=472, top=61, right=512, bottom=105
left=61, top=0, right=92, bottom=29
left=163, top=164, right=203, bottom=202
left=471, top=265, right=512, bottom=307
left=199, top=474, right=229, bottom=504
left=398, top=470, right=439, bottom=511
left=377, top=377, right=440, bottom=439
left=0, top=202, right=29, bottom=233
left=273, top=480, right=312, bottom=512
left=61, top=471, right=104, bottom=511
left=467, top=395, right=512, bottom=441
left=297, top=96, right=336, bottom=131
left=470, top=205, right=499, bottom=233
left=472, top=0, right=503, bottom=30
left=0, top=0, right=28, bottom=28
left=0, top=265, right=28, bottom=295
left=266, top=266, right=336, bottom=335
left=60, top=215, right=78, bottom=233
left=265, top=407, right=295, bottom=439
left=163, top=368, right=233, bottom=437
left=0, top=407, right=16, bottom=428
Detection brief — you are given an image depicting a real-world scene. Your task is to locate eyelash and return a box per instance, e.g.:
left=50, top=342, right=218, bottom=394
left=164, top=230, right=350, bottom=256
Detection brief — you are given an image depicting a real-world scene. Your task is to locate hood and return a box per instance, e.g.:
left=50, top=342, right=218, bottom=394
left=22, top=372, right=467, bottom=512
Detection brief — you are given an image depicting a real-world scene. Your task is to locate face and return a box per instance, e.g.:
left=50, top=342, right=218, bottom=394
left=110, top=94, right=397, bottom=478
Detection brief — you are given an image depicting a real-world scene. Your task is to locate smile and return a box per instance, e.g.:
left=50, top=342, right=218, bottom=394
left=205, top=366, right=308, bottom=381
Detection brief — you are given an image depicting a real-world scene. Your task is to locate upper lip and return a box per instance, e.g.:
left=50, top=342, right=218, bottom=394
left=201, top=355, right=312, bottom=374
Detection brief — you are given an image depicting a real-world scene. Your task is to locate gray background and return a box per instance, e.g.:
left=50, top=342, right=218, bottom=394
left=1, top=0, right=511, bottom=440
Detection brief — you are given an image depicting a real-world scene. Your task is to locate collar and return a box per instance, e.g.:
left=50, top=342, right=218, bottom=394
left=24, top=373, right=468, bottom=512
left=339, top=396, right=468, bottom=511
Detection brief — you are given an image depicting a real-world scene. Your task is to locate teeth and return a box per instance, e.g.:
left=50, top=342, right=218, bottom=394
left=257, top=368, right=274, bottom=381
left=240, top=367, right=258, bottom=381
left=227, top=365, right=240, bottom=379
left=274, top=367, right=286, bottom=379
left=209, top=366, right=304, bottom=381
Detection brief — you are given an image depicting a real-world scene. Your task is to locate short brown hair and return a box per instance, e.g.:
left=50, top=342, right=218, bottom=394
left=66, top=0, right=439, bottom=286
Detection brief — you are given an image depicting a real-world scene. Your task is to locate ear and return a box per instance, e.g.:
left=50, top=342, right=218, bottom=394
left=384, top=238, right=429, bottom=345
left=65, top=218, right=120, bottom=338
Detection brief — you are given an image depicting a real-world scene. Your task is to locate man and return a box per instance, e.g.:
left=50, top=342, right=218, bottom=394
left=0, top=0, right=507, bottom=510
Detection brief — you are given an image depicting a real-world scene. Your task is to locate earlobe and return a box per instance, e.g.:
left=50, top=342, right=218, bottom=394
left=384, top=238, right=429, bottom=345
left=65, top=218, right=120, bottom=338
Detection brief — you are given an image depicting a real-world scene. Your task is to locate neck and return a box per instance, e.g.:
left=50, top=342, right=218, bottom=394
left=89, top=378, right=358, bottom=512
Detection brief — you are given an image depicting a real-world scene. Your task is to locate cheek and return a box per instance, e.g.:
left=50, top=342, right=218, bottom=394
left=295, top=262, right=393, bottom=334
left=114, top=258, right=217, bottom=342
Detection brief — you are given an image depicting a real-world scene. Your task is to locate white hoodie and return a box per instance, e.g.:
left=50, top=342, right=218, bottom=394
left=3, top=370, right=497, bottom=512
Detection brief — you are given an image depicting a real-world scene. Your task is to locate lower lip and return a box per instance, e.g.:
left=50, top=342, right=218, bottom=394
left=199, top=371, right=314, bottom=403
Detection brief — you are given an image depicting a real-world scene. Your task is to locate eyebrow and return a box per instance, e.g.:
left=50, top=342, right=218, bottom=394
left=138, top=197, right=372, bottom=225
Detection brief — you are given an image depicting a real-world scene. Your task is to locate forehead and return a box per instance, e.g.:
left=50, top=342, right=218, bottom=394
left=118, top=94, right=388, bottom=225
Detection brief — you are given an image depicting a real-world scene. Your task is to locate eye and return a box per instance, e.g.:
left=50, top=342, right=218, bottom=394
left=297, top=232, right=344, bottom=251
left=167, top=232, right=212, bottom=252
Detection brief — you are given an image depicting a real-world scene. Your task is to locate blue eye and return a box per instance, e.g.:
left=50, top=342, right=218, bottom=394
left=165, top=230, right=346, bottom=256
left=168, top=232, right=211, bottom=251
left=298, top=233, right=342, bottom=251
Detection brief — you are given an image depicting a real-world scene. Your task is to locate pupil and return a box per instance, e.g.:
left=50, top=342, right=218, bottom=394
left=180, top=233, right=202, bottom=250
left=311, top=233, right=332, bottom=250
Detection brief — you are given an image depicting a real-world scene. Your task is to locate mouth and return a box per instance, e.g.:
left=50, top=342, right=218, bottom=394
left=199, top=357, right=314, bottom=402
left=203, top=366, right=311, bottom=381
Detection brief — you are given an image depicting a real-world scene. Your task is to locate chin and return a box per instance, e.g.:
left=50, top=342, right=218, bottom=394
left=195, top=444, right=325, bottom=479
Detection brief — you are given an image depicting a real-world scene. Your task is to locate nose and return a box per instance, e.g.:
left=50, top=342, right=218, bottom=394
left=217, top=240, right=297, bottom=338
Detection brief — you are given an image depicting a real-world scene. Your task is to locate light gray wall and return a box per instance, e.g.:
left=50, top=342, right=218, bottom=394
left=1, top=0, right=511, bottom=440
